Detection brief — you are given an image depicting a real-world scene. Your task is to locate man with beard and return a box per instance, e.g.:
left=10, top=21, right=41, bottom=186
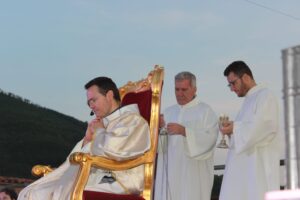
left=219, top=61, right=280, bottom=200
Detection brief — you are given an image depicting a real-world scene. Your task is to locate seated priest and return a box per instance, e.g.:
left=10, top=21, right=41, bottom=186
left=18, top=76, right=151, bottom=200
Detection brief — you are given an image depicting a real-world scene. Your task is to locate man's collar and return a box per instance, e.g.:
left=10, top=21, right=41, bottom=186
left=178, top=96, right=200, bottom=109
left=103, top=104, right=139, bottom=126
left=246, top=84, right=265, bottom=97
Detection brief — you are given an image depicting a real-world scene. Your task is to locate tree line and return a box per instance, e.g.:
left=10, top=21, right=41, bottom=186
left=0, top=90, right=86, bottom=178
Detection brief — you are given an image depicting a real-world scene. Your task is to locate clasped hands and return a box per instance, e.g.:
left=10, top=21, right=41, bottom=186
left=160, top=115, right=186, bottom=136
left=82, top=118, right=104, bottom=146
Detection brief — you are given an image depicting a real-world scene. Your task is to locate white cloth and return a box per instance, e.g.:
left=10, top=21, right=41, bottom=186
left=154, top=97, right=218, bottom=200
left=18, top=104, right=150, bottom=200
left=219, top=85, right=280, bottom=200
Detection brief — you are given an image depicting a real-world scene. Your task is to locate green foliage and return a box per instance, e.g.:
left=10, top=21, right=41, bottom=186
left=0, top=90, right=87, bottom=179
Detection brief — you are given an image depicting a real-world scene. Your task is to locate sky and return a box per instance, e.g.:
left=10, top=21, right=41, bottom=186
left=1, top=0, right=300, bottom=165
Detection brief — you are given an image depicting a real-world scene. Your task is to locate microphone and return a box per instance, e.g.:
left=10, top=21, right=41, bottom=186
left=90, top=111, right=94, bottom=116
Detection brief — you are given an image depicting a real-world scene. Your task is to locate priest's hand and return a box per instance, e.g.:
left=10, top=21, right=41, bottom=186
left=159, top=114, right=166, bottom=128
left=82, top=118, right=104, bottom=146
left=166, top=123, right=186, bottom=136
left=220, top=121, right=233, bottom=136
left=89, top=117, right=104, bottom=130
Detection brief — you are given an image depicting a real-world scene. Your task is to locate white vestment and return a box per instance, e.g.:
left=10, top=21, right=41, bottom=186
left=219, top=85, right=280, bottom=200
left=18, top=104, right=150, bottom=200
left=154, top=97, right=218, bottom=200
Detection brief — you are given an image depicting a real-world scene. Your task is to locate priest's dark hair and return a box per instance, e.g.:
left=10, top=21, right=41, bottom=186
left=85, top=76, right=121, bottom=102
left=224, top=60, right=254, bottom=79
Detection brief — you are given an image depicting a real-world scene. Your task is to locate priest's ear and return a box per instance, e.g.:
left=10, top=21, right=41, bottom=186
left=241, top=73, right=249, bottom=82
left=106, top=90, right=114, bottom=101
left=241, top=73, right=255, bottom=85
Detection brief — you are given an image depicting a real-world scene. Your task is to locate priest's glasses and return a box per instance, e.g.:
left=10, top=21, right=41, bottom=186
left=217, top=114, right=229, bottom=149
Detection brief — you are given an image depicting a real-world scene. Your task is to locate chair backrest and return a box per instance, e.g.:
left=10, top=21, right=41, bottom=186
left=69, top=65, right=164, bottom=200
left=119, top=65, right=163, bottom=199
left=121, top=88, right=152, bottom=123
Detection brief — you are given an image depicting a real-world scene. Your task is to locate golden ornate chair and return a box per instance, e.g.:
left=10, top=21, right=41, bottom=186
left=32, top=65, right=164, bottom=200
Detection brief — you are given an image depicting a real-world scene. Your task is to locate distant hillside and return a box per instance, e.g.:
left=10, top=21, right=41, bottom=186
left=0, top=89, right=87, bottom=179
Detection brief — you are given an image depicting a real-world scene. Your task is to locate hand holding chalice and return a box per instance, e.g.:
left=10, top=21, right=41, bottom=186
left=217, top=114, right=230, bottom=149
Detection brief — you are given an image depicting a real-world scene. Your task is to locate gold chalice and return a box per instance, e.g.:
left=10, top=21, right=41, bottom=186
left=217, top=114, right=229, bottom=149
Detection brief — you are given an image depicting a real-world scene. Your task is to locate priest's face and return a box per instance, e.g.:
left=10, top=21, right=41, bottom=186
left=86, top=85, right=113, bottom=118
left=227, top=72, right=248, bottom=97
left=175, top=79, right=196, bottom=105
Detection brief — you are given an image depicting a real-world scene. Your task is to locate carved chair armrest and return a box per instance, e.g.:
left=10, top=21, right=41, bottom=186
left=31, top=165, right=54, bottom=177
left=70, top=152, right=150, bottom=170
left=69, top=152, right=152, bottom=200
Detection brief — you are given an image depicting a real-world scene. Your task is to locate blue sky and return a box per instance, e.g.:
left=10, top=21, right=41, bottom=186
left=1, top=0, right=299, bottom=164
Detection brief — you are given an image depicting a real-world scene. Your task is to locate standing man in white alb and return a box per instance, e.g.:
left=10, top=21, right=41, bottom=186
left=154, top=71, right=219, bottom=200
left=219, top=61, right=280, bottom=200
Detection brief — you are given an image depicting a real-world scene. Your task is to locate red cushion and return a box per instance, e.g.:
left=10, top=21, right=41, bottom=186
left=83, top=190, right=145, bottom=200
left=121, top=90, right=152, bottom=124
